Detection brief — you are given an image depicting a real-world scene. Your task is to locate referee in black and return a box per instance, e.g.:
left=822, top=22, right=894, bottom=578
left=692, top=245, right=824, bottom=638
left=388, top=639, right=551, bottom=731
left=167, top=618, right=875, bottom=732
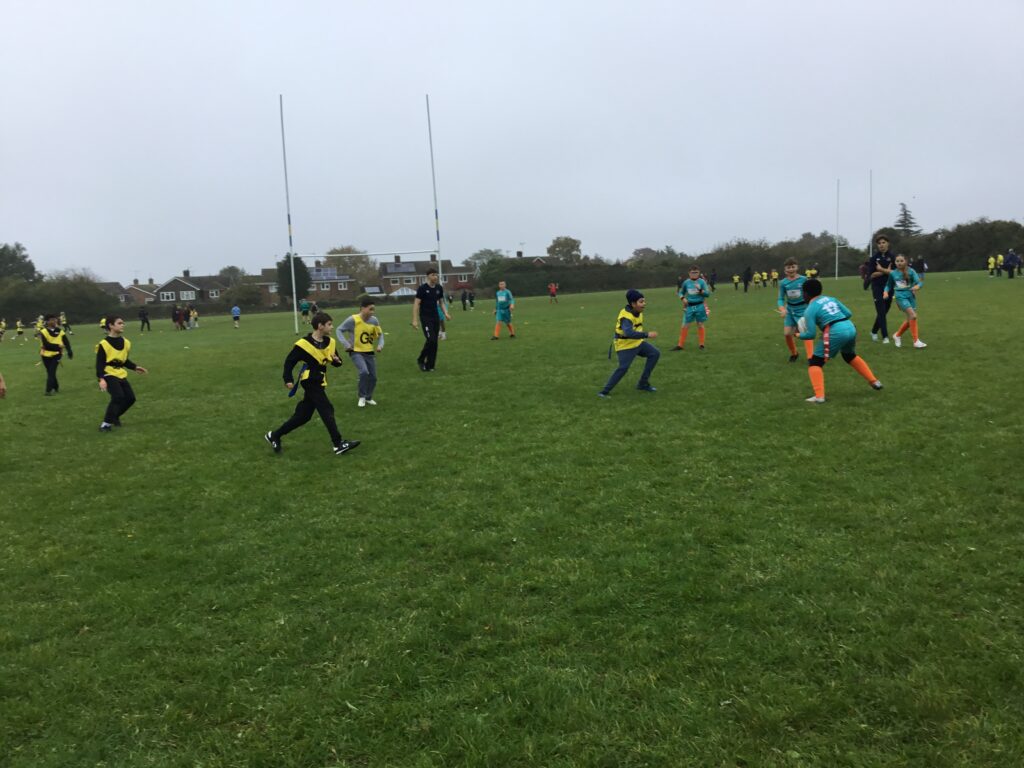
left=412, top=266, right=451, bottom=371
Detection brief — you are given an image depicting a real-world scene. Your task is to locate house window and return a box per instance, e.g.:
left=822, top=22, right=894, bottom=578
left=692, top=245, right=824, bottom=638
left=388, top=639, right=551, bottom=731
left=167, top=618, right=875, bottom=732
left=160, top=291, right=176, bottom=302
left=442, top=276, right=449, bottom=283
left=269, top=284, right=278, bottom=293
left=321, top=282, right=330, bottom=291
left=338, top=282, right=349, bottom=291
left=180, top=290, right=196, bottom=301
left=390, top=278, right=400, bottom=286
left=208, top=289, right=220, bottom=299
left=145, top=297, right=155, bottom=304
left=403, top=277, right=416, bottom=285
left=458, top=274, right=468, bottom=281
left=118, top=295, right=127, bottom=303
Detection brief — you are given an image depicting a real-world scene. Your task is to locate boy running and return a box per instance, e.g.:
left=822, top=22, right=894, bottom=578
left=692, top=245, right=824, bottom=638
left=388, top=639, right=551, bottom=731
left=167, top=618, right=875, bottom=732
left=266, top=311, right=359, bottom=455
left=777, top=258, right=815, bottom=362
left=337, top=298, right=385, bottom=407
left=797, top=279, right=883, bottom=403
left=673, top=266, right=710, bottom=350
left=491, top=280, right=516, bottom=339
left=884, top=254, right=927, bottom=348
left=598, top=289, right=660, bottom=396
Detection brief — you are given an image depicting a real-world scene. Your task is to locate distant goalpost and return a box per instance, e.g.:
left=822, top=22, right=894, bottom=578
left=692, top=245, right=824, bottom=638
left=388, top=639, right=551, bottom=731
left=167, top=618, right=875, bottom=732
left=278, top=94, right=445, bottom=332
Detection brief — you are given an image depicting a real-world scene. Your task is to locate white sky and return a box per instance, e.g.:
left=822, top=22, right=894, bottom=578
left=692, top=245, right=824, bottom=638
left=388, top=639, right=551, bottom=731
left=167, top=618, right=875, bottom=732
left=3, top=0, right=1021, bottom=282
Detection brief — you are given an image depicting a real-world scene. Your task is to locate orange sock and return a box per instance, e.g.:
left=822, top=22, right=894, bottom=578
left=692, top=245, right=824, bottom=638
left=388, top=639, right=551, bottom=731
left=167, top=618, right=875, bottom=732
left=808, top=366, right=825, bottom=398
left=508, top=324, right=516, bottom=336
left=909, top=318, right=918, bottom=341
left=698, top=327, right=706, bottom=346
left=785, top=336, right=797, bottom=355
left=849, top=355, right=877, bottom=384
left=803, top=340, right=814, bottom=358
left=493, top=323, right=501, bottom=337
left=895, top=320, right=909, bottom=338
left=678, top=327, right=689, bottom=348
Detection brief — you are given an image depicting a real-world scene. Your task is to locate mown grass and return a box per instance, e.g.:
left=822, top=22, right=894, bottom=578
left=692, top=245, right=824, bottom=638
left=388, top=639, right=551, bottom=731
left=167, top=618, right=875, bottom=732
left=1, top=272, right=1022, bottom=767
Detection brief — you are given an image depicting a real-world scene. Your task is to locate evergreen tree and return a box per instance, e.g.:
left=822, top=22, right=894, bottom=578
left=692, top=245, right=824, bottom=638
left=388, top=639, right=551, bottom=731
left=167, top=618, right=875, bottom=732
left=276, top=253, right=312, bottom=304
left=894, top=203, right=923, bottom=237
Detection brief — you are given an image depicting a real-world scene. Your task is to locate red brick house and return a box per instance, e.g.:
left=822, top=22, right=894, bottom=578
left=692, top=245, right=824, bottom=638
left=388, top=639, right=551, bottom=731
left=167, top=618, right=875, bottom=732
left=379, top=256, right=473, bottom=297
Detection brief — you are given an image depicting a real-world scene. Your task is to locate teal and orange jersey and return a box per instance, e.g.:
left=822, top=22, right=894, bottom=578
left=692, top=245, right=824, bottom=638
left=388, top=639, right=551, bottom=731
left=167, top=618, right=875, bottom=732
left=885, top=268, right=921, bottom=300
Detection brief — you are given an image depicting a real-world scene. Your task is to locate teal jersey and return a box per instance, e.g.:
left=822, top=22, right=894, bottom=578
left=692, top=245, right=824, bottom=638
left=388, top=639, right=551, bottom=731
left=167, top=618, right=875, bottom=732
left=777, top=275, right=807, bottom=307
left=678, top=278, right=709, bottom=304
left=495, top=289, right=514, bottom=311
left=885, top=268, right=921, bottom=299
left=799, top=295, right=853, bottom=339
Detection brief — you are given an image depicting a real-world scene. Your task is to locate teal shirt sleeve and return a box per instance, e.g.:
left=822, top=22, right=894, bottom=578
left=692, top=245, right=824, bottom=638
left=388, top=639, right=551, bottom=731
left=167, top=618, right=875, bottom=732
left=777, top=281, right=786, bottom=307
left=885, top=273, right=896, bottom=293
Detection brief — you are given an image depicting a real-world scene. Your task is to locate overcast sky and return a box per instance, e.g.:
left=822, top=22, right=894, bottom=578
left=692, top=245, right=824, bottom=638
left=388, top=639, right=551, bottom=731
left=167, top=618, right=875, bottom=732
left=3, top=0, right=1021, bottom=283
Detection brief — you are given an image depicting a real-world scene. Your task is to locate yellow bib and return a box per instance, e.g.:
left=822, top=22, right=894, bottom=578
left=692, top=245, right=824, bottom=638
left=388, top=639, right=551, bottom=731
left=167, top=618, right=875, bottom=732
left=295, top=337, right=336, bottom=387
left=613, top=308, right=644, bottom=352
left=350, top=314, right=382, bottom=353
left=40, top=327, right=66, bottom=357
left=97, top=338, right=131, bottom=379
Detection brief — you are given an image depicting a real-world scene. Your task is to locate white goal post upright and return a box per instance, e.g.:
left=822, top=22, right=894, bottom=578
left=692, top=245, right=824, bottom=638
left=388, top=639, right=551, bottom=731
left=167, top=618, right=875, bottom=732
left=425, top=94, right=443, bottom=285
left=279, top=94, right=301, bottom=334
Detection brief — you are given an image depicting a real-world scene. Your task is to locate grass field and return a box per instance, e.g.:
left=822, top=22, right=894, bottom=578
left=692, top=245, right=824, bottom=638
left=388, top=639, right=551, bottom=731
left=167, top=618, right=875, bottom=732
left=2, top=272, right=1022, bottom=767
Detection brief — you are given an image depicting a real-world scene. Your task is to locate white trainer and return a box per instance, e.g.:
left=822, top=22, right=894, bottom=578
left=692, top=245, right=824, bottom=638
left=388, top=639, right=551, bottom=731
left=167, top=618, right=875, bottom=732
left=893, top=334, right=902, bottom=348
left=871, top=333, right=878, bottom=342
left=358, top=397, right=366, bottom=407
left=805, top=395, right=825, bottom=404
left=913, top=339, right=927, bottom=348
left=882, top=337, right=890, bottom=344
left=366, top=399, right=377, bottom=406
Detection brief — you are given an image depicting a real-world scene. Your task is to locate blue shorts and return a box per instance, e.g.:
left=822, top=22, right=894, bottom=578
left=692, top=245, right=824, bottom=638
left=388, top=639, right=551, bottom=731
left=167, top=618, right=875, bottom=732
left=783, top=303, right=808, bottom=328
left=683, top=303, right=707, bottom=324
left=813, top=320, right=857, bottom=361
left=496, top=309, right=512, bottom=323
left=895, top=294, right=917, bottom=311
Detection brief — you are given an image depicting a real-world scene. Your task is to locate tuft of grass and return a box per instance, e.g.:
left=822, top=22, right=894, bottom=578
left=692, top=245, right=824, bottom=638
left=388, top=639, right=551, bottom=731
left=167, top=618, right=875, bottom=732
left=1, top=272, right=1022, bottom=767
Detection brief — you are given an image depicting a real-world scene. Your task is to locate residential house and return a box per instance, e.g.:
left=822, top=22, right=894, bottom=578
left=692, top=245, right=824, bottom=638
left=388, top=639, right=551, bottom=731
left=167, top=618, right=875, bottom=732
left=125, top=278, right=158, bottom=305
left=379, top=256, right=473, bottom=297
left=153, top=270, right=227, bottom=304
left=96, top=281, right=130, bottom=304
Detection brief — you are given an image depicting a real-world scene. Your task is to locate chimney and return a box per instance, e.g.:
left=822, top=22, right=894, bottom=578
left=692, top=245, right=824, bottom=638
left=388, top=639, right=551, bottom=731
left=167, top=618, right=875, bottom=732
left=394, top=255, right=401, bottom=264
left=516, top=251, right=523, bottom=258
left=133, top=278, right=139, bottom=285
left=183, top=269, right=191, bottom=278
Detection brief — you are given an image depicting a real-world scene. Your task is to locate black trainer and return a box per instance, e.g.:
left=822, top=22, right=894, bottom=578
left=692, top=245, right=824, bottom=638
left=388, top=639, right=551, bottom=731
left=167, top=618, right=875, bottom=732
left=334, top=440, right=360, bottom=455
left=265, top=431, right=281, bottom=453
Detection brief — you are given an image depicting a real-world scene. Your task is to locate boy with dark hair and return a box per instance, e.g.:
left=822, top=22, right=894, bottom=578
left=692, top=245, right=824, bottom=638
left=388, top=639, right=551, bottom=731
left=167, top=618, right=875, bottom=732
left=266, top=311, right=359, bottom=455
left=96, top=316, right=148, bottom=430
left=598, top=289, right=660, bottom=397
left=337, top=298, right=384, bottom=407
left=797, top=279, right=883, bottom=404
left=39, top=313, right=73, bottom=395
left=867, top=235, right=895, bottom=343
left=412, top=267, right=450, bottom=371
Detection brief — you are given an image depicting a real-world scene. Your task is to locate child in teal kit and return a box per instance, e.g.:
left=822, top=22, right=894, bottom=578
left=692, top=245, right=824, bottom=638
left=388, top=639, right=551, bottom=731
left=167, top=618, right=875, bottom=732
left=672, top=266, right=710, bottom=350
left=797, top=279, right=883, bottom=403
left=883, top=254, right=926, bottom=349
left=777, top=257, right=814, bottom=362
left=491, top=280, right=516, bottom=339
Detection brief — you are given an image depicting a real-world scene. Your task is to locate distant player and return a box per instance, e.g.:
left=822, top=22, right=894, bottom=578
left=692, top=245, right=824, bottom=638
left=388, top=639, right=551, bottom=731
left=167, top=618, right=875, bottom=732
left=598, top=289, right=659, bottom=397
left=987, top=255, right=996, bottom=276
left=337, top=298, right=384, bottom=407
left=548, top=282, right=559, bottom=303
left=673, top=266, right=710, bottom=351
left=39, top=313, right=73, bottom=395
left=732, top=273, right=740, bottom=290
left=777, top=258, right=814, bottom=362
left=0, top=318, right=6, bottom=343
left=96, top=316, right=148, bottom=430
left=232, top=304, right=241, bottom=328
left=265, top=311, right=359, bottom=455
left=492, top=280, right=516, bottom=339
left=797, top=279, right=883, bottom=403
left=138, top=306, right=151, bottom=332
left=883, top=254, right=927, bottom=348
left=16, top=319, right=25, bottom=340
left=60, top=310, right=73, bottom=335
